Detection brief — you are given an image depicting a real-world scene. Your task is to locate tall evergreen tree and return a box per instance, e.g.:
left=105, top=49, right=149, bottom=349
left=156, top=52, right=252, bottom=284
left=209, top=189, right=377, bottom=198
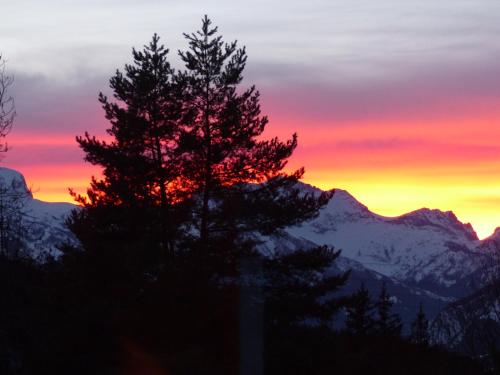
left=263, top=246, right=350, bottom=328
left=177, top=16, right=330, bottom=252
left=76, top=34, right=184, bottom=208
left=71, top=34, right=188, bottom=264
left=375, top=282, right=402, bottom=336
left=345, top=283, right=375, bottom=336
left=71, top=16, right=332, bottom=279
left=410, top=302, right=430, bottom=346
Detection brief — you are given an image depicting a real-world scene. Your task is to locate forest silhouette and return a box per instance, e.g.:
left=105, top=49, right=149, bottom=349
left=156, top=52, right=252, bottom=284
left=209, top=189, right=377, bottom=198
left=0, top=16, right=493, bottom=375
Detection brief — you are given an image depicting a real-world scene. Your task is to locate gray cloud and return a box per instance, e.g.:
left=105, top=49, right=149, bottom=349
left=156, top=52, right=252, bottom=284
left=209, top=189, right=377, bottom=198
left=1, top=0, right=500, bottom=85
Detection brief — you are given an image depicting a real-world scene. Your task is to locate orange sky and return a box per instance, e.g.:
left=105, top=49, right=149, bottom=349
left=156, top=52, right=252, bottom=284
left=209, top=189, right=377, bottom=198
left=6, top=109, right=500, bottom=240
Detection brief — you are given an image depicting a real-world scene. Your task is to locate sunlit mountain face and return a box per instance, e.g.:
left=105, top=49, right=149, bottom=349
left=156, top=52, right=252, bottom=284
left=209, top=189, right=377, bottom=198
left=2, top=0, right=500, bottom=239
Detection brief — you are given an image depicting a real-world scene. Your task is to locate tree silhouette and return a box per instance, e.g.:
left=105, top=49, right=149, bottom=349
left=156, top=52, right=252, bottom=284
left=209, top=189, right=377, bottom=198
left=177, top=16, right=330, bottom=251
left=346, top=283, right=375, bottom=336
left=263, top=246, right=350, bottom=328
left=72, top=34, right=190, bottom=265
left=375, top=282, right=402, bottom=337
left=0, top=56, right=15, bottom=155
left=410, top=302, right=430, bottom=346
left=72, top=17, right=331, bottom=277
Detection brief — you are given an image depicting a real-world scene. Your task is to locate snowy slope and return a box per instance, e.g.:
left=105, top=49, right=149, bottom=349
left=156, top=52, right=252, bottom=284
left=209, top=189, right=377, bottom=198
left=23, top=198, right=77, bottom=260
left=286, top=185, right=490, bottom=300
left=0, top=167, right=76, bottom=259
left=260, top=230, right=452, bottom=329
left=431, top=280, right=500, bottom=353
left=430, top=230, right=500, bottom=352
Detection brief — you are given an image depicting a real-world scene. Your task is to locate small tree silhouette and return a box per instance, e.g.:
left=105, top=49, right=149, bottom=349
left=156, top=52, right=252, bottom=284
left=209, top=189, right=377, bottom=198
left=0, top=56, right=15, bottom=155
left=346, top=283, right=375, bottom=336
left=410, top=302, right=430, bottom=346
left=375, top=282, right=402, bottom=337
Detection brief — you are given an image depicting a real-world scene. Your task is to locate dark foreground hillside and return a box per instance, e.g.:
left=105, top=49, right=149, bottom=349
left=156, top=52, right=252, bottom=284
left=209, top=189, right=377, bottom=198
left=0, top=255, right=489, bottom=375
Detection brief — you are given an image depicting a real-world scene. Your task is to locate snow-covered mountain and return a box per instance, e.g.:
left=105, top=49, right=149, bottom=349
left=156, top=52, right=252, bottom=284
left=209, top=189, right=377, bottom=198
left=430, top=231, right=500, bottom=353
left=269, top=184, right=500, bottom=329
left=0, top=167, right=76, bottom=260
left=287, top=186, right=490, bottom=294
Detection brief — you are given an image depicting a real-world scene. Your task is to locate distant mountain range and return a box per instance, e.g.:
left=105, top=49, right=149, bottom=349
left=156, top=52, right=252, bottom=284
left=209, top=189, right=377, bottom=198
left=4, top=167, right=499, bottom=349
left=271, top=184, right=500, bottom=340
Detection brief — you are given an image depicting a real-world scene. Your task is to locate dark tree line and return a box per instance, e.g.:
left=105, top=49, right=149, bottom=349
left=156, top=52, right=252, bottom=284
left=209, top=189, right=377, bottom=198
left=345, top=282, right=429, bottom=343
left=0, top=17, right=489, bottom=375
left=346, top=282, right=402, bottom=337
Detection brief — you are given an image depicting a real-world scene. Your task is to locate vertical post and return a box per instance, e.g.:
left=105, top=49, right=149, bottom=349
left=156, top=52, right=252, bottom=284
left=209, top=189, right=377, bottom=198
left=239, top=256, right=263, bottom=375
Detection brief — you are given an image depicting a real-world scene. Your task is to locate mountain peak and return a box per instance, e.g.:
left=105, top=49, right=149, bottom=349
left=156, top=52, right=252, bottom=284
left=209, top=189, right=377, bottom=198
left=0, top=167, right=32, bottom=197
left=394, top=207, right=478, bottom=241
left=406, top=208, right=460, bottom=225
left=329, top=188, right=371, bottom=214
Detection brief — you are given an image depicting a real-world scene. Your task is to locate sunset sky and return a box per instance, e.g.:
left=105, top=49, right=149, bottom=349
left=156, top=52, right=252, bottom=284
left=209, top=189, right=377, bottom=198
left=2, top=0, right=500, bottom=238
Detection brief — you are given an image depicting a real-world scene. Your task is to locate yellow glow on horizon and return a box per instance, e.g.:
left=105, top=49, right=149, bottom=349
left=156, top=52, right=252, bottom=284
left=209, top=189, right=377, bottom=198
left=20, top=164, right=99, bottom=204
left=303, top=171, right=500, bottom=240
left=28, top=167, right=500, bottom=240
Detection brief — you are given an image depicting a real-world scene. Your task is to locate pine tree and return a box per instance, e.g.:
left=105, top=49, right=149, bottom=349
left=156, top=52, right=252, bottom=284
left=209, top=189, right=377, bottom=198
left=410, top=302, right=430, bottom=346
left=346, top=283, right=375, bottom=336
left=375, top=282, right=402, bottom=336
left=177, top=16, right=330, bottom=252
left=174, top=18, right=349, bottom=357
left=71, top=34, right=189, bottom=263
left=72, top=17, right=332, bottom=279
left=263, top=246, right=350, bottom=328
